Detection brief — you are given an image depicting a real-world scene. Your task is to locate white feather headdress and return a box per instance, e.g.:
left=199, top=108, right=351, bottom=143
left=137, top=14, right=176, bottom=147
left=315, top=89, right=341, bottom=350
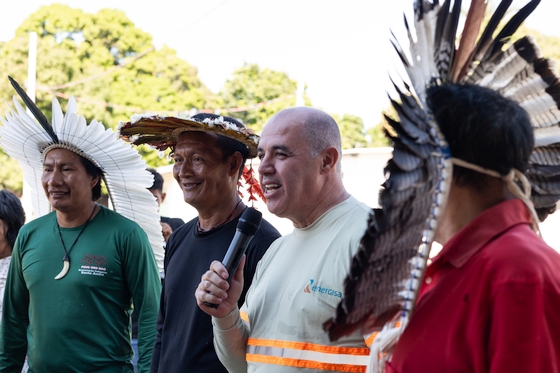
left=0, top=77, right=164, bottom=271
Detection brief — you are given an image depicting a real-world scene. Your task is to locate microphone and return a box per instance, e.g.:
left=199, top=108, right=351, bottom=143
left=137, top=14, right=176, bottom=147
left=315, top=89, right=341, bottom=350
left=205, top=207, right=262, bottom=309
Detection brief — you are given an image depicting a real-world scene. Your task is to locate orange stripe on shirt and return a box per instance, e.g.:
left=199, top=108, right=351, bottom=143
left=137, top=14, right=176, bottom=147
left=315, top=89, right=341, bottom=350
left=240, top=310, right=249, bottom=323
left=364, top=321, right=402, bottom=347
left=247, top=338, right=369, bottom=356
left=247, top=353, right=367, bottom=372
left=365, top=332, right=378, bottom=347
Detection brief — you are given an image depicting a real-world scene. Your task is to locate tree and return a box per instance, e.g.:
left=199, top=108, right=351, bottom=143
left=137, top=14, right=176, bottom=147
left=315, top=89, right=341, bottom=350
left=366, top=107, right=393, bottom=148
left=219, top=63, right=371, bottom=145
left=0, top=4, right=220, bottom=192
left=0, top=150, right=23, bottom=195
left=1, top=5, right=217, bottom=127
left=219, top=63, right=307, bottom=133
left=366, top=124, right=391, bottom=148
left=331, top=114, right=367, bottom=149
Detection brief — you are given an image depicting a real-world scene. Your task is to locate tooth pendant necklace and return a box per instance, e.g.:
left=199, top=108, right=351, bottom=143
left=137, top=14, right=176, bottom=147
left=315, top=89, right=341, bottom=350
left=54, top=204, right=97, bottom=280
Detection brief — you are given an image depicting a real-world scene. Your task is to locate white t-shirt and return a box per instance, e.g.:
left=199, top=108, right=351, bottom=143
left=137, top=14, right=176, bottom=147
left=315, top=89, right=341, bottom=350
left=214, top=196, right=372, bottom=373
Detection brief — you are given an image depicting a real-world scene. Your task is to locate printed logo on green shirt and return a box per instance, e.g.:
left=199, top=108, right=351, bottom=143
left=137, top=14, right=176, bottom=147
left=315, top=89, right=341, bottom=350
left=78, top=254, right=108, bottom=277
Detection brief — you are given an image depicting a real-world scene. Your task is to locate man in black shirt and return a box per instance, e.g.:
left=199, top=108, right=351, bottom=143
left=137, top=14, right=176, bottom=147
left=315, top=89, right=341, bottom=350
left=120, top=113, right=280, bottom=373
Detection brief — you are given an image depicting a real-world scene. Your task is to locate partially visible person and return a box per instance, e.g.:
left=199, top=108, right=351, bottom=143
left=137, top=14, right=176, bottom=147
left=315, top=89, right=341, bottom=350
left=0, top=190, right=25, bottom=317
left=119, top=113, right=280, bottom=373
left=386, top=84, right=560, bottom=373
left=0, top=90, right=162, bottom=372
left=0, top=190, right=27, bottom=373
left=195, top=107, right=373, bottom=372
left=147, top=168, right=185, bottom=243
left=131, top=168, right=185, bottom=372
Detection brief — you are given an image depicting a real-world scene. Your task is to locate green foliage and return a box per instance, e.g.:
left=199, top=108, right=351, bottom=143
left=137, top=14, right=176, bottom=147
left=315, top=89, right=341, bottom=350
left=0, top=4, right=223, bottom=169
left=331, top=114, right=367, bottom=149
left=0, top=4, right=216, bottom=129
left=219, top=63, right=305, bottom=133
left=219, top=63, right=371, bottom=147
left=136, top=145, right=172, bottom=168
left=366, top=107, right=393, bottom=148
left=366, top=124, right=391, bottom=148
left=0, top=4, right=372, bottom=174
left=0, top=149, right=23, bottom=194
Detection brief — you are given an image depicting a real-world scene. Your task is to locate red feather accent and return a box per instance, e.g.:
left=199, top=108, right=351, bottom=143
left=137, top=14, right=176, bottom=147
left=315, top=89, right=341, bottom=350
left=241, top=166, right=266, bottom=203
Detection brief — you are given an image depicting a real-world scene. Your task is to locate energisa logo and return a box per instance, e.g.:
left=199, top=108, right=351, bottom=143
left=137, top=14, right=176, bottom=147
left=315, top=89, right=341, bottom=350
left=303, top=279, right=342, bottom=298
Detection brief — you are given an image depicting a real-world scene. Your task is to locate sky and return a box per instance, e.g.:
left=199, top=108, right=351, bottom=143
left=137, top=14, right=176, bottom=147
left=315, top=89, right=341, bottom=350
left=1, top=0, right=560, bottom=129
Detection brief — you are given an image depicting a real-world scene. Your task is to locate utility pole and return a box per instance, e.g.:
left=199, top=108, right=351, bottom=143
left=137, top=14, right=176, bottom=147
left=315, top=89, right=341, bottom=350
left=21, top=32, right=38, bottom=221
left=27, top=32, right=37, bottom=102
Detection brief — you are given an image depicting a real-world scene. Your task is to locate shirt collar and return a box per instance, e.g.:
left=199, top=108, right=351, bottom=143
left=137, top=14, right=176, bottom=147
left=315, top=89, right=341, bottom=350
left=433, top=199, right=532, bottom=268
left=292, top=196, right=356, bottom=240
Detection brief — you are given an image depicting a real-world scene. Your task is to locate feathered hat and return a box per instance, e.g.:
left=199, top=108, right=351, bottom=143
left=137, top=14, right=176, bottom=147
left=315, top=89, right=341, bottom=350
left=323, top=0, right=560, bottom=370
left=119, top=113, right=265, bottom=202
left=119, top=114, right=259, bottom=158
left=0, top=77, right=165, bottom=271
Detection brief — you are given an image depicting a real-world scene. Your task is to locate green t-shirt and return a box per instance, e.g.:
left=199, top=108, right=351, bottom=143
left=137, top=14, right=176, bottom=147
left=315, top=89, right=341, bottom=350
left=0, top=206, right=161, bottom=373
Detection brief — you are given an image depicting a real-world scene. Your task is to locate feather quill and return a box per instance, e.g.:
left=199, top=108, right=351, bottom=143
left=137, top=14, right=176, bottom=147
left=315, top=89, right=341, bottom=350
left=450, top=0, right=487, bottom=81
left=470, top=0, right=513, bottom=64
left=8, top=76, right=59, bottom=143
left=486, top=0, right=541, bottom=60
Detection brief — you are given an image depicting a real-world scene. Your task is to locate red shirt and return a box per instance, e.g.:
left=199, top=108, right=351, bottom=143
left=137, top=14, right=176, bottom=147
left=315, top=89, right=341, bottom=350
left=387, top=199, right=560, bottom=373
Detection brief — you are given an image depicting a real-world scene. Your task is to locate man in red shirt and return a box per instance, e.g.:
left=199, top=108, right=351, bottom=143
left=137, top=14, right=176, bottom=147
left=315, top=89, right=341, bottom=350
left=387, top=83, right=560, bottom=373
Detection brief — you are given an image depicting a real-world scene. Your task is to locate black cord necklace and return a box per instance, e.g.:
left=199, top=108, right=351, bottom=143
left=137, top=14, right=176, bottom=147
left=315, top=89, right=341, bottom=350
left=196, top=199, right=243, bottom=234
left=54, top=204, right=97, bottom=280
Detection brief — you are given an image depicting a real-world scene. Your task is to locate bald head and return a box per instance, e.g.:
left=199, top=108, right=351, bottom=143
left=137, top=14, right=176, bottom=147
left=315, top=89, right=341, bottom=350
left=270, top=107, right=342, bottom=171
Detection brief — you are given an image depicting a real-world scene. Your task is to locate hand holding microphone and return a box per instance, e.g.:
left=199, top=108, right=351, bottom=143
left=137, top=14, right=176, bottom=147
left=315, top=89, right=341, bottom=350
left=203, top=207, right=262, bottom=309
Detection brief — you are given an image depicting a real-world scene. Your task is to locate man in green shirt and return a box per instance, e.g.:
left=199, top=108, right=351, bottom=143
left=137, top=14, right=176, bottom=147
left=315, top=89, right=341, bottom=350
left=0, top=81, right=162, bottom=373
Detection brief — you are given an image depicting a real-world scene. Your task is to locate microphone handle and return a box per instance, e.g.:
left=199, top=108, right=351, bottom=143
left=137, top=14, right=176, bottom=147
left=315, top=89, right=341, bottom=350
left=204, top=231, right=255, bottom=309
left=222, top=232, right=254, bottom=279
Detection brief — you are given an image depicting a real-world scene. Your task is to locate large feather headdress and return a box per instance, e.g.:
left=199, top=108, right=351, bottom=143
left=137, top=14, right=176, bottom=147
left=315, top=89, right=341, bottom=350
left=0, top=77, right=165, bottom=271
left=323, top=0, right=560, bottom=369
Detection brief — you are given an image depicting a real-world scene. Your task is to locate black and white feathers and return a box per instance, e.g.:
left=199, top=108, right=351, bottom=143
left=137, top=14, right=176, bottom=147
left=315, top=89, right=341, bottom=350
left=323, top=81, right=451, bottom=341
left=324, top=0, right=560, bottom=349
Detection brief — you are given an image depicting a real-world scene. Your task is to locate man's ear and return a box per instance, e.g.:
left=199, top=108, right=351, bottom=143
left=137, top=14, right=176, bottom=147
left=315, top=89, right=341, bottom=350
left=229, top=152, right=244, bottom=177
left=90, top=175, right=101, bottom=190
left=320, top=146, right=339, bottom=174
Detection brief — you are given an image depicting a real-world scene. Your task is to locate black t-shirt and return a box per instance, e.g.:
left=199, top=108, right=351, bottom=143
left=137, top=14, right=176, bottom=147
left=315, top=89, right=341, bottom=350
left=150, top=212, right=280, bottom=373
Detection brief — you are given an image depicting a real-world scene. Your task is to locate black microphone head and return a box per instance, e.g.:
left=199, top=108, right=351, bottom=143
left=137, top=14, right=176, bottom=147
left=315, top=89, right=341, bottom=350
left=237, top=207, right=262, bottom=236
